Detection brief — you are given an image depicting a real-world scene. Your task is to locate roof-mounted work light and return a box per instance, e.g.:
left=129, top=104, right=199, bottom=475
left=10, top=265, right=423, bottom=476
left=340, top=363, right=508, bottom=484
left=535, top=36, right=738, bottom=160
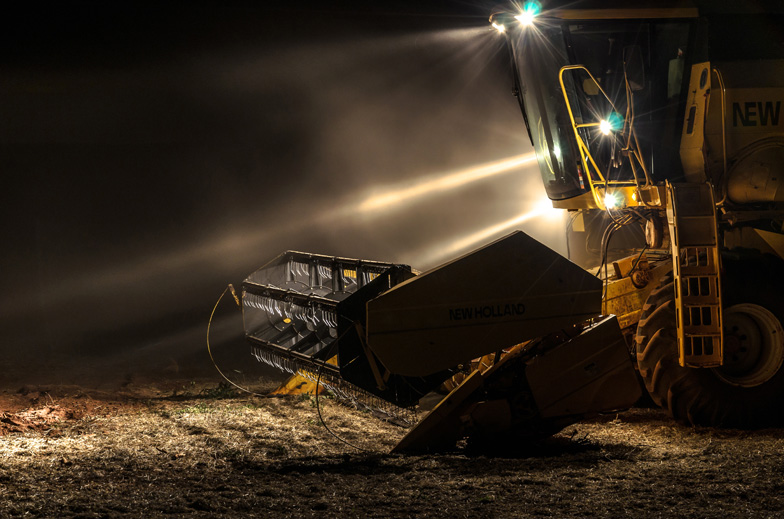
left=515, top=2, right=541, bottom=27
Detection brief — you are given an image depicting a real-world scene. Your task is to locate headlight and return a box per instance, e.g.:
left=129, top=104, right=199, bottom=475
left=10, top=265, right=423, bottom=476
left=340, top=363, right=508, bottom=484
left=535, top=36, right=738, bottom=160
left=604, top=192, right=622, bottom=209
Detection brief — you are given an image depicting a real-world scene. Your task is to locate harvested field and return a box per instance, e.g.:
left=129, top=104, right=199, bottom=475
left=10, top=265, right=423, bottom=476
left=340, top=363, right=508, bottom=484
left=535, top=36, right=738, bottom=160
left=1, top=381, right=783, bottom=518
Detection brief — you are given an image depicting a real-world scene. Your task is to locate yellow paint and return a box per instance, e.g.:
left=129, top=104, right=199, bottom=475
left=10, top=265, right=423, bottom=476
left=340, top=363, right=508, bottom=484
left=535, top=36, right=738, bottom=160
left=269, top=373, right=325, bottom=396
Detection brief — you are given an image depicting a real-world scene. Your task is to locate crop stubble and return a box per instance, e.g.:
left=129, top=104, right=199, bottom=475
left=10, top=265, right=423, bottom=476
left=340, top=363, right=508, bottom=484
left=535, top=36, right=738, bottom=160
left=1, top=382, right=783, bottom=518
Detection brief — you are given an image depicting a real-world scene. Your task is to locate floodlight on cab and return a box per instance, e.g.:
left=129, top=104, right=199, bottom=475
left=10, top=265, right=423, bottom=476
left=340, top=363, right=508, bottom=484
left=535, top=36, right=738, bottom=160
left=488, top=12, right=511, bottom=34
left=491, top=22, right=506, bottom=33
left=515, top=2, right=541, bottom=27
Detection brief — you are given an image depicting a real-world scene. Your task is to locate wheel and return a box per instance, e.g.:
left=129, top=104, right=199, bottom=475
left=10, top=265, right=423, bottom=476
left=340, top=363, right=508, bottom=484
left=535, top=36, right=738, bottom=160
left=635, top=254, right=784, bottom=428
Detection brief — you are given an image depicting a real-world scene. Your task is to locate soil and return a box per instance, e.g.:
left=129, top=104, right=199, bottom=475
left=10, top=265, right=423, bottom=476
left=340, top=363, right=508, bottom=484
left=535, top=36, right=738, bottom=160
left=1, top=380, right=783, bottom=518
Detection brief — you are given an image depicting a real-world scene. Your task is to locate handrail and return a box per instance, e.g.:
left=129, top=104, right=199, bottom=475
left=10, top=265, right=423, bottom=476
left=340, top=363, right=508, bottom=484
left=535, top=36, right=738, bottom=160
left=558, top=64, right=655, bottom=210
left=711, top=67, right=728, bottom=207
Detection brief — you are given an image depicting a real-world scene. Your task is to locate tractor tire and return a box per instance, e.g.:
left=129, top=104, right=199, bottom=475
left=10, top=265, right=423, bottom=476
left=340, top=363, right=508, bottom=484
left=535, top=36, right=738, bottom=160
left=635, top=255, right=784, bottom=428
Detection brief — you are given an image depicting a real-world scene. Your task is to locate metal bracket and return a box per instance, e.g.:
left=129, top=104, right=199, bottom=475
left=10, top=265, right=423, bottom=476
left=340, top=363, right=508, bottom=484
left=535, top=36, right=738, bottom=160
left=353, top=321, right=388, bottom=391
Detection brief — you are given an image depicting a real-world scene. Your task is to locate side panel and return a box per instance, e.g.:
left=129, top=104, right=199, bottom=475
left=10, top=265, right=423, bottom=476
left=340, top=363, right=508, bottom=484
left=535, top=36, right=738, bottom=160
left=526, top=316, right=642, bottom=418
left=392, top=316, right=641, bottom=453
left=366, top=231, right=602, bottom=376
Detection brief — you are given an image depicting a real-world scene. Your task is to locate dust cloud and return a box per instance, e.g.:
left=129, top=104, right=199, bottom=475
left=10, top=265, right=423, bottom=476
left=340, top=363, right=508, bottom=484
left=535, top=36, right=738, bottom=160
left=0, top=2, right=562, bottom=388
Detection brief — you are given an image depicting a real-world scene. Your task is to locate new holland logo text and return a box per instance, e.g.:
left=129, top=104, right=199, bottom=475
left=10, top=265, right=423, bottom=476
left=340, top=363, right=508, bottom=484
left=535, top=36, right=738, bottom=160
left=733, top=101, right=781, bottom=127
left=448, top=303, right=526, bottom=321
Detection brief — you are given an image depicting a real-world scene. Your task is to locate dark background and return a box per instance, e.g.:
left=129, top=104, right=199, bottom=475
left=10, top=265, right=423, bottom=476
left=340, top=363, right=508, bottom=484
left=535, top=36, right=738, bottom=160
left=0, top=1, right=559, bottom=388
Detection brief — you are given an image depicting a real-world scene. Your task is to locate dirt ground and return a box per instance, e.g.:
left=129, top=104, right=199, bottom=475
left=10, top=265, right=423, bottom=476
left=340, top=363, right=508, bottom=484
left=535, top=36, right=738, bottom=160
left=1, top=380, right=783, bottom=518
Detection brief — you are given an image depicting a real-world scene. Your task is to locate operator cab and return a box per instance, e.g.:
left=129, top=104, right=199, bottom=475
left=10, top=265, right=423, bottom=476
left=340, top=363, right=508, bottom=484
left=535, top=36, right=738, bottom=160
left=491, top=2, right=696, bottom=208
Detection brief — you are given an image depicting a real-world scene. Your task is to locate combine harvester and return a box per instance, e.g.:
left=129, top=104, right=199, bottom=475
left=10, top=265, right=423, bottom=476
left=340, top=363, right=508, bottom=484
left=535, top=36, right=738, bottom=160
left=239, top=0, right=784, bottom=451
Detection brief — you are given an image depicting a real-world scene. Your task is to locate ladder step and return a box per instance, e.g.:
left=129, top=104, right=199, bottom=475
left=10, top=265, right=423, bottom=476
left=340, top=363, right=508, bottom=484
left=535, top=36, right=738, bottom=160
left=666, top=182, right=724, bottom=368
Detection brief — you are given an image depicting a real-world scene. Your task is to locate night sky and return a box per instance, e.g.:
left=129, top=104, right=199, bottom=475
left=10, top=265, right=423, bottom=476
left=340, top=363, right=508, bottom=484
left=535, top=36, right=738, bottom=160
left=1, top=1, right=557, bottom=387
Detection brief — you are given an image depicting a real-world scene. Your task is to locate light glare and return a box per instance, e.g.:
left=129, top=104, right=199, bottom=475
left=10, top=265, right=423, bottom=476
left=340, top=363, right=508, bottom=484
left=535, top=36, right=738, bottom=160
left=491, top=22, right=506, bottom=33
left=599, top=119, right=612, bottom=136
left=418, top=209, right=545, bottom=266
left=411, top=195, right=565, bottom=268
left=604, top=192, right=621, bottom=209
left=514, top=2, right=541, bottom=27
left=357, top=152, right=538, bottom=213
left=515, top=11, right=536, bottom=26
left=535, top=197, right=560, bottom=219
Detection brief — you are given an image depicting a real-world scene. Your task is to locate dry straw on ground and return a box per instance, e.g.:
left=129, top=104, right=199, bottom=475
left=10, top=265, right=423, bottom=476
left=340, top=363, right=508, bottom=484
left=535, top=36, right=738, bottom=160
left=1, top=381, right=783, bottom=518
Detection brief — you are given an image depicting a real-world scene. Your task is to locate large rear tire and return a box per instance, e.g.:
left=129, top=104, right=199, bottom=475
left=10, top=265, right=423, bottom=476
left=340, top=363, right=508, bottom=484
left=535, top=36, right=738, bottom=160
left=635, top=255, right=784, bottom=428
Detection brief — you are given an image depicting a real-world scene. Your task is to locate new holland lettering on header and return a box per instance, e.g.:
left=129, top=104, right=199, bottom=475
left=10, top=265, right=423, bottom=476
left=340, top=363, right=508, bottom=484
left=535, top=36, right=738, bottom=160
left=448, top=303, right=526, bottom=321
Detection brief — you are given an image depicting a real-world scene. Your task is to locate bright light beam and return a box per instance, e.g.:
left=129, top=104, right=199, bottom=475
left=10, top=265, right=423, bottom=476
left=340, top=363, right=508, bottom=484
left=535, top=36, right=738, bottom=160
left=412, top=203, right=554, bottom=268
left=446, top=208, right=544, bottom=255
left=357, top=152, right=537, bottom=213
left=514, top=2, right=541, bottom=27
left=604, top=191, right=621, bottom=209
left=515, top=11, right=536, bottom=27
